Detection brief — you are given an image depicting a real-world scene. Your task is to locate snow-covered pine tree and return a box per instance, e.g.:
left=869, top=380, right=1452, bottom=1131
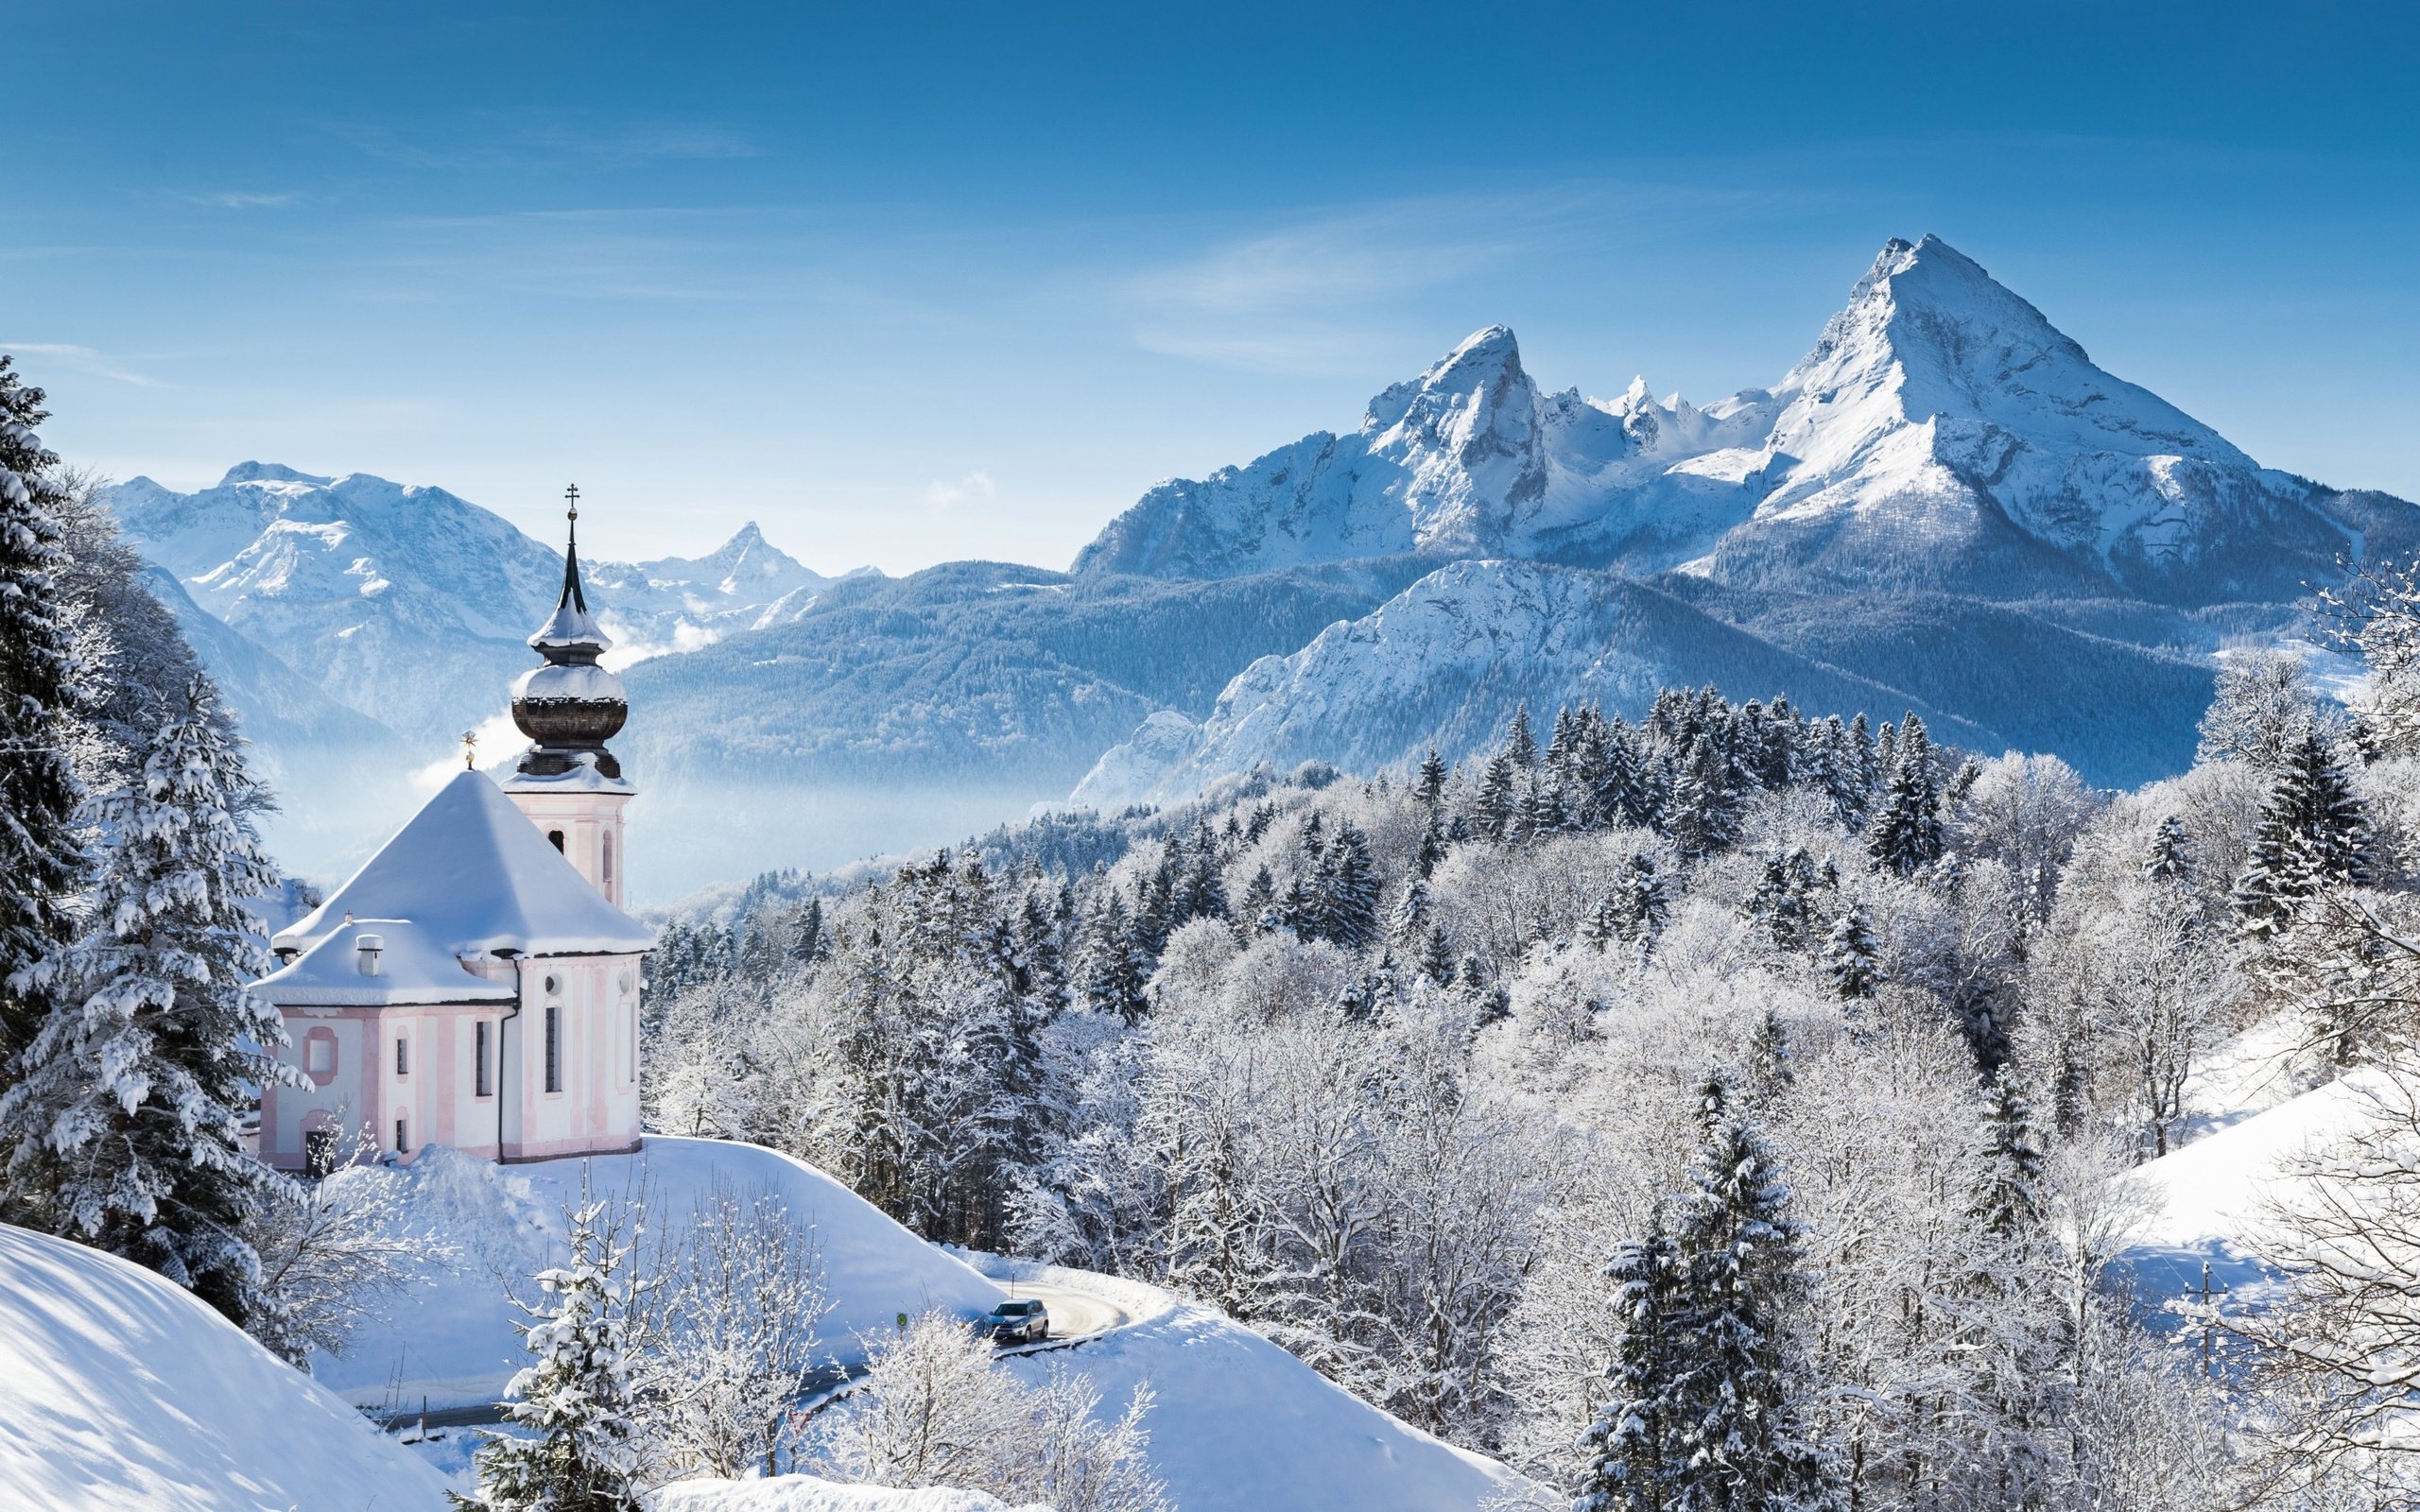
left=1744, top=1005, right=1793, bottom=1108
left=1475, top=752, right=1519, bottom=840
left=1389, top=877, right=1432, bottom=946
left=1969, top=1076, right=2042, bottom=1254
left=0, top=677, right=296, bottom=1325
left=1416, top=747, right=1448, bottom=807
left=0, top=357, right=88, bottom=1076
left=1574, top=1225, right=1684, bottom=1512
left=1666, top=734, right=1740, bottom=860
left=1867, top=716, right=1945, bottom=876
left=2234, top=725, right=2373, bottom=936
left=1668, top=1074, right=1831, bottom=1511
left=1598, top=721, right=1652, bottom=830
left=1075, top=889, right=1149, bottom=1022
left=1414, top=810, right=1446, bottom=879
left=1418, top=924, right=1456, bottom=986
left=463, top=1190, right=646, bottom=1511
left=1824, top=902, right=1879, bottom=1001
left=2142, top=814, right=2191, bottom=885
left=1505, top=703, right=1539, bottom=769
left=1319, top=823, right=1380, bottom=951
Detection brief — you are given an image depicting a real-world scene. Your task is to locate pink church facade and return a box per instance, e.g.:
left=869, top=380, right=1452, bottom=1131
left=253, top=505, right=652, bottom=1170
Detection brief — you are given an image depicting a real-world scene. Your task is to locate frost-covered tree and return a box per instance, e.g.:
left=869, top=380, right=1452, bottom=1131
left=1664, top=1075, right=1833, bottom=1511
left=2142, top=813, right=2191, bottom=884
left=245, top=1130, right=447, bottom=1369
left=1867, top=715, right=1944, bottom=875
left=2197, top=647, right=2324, bottom=771
left=0, top=356, right=88, bottom=1075
left=463, top=1189, right=647, bottom=1512
left=1574, top=1226, right=1683, bottom=1512
left=1823, top=902, right=1878, bottom=1001
left=635, top=1181, right=831, bottom=1481
left=0, top=678, right=294, bottom=1325
left=1666, top=735, right=1740, bottom=860
left=2234, top=726, right=2372, bottom=937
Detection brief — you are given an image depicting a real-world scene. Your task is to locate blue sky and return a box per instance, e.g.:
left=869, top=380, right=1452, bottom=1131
left=10, top=1, right=2418, bottom=570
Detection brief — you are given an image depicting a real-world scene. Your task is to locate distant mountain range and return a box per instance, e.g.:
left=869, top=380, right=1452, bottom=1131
left=105, top=235, right=2411, bottom=898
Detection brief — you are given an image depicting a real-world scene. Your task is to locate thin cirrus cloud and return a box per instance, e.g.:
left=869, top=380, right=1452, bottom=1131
left=1, top=342, right=161, bottom=387
left=1117, top=181, right=1761, bottom=375
left=336, top=113, right=760, bottom=173
left=172, top=191, right=308, bottom=210
left=925, top=471, right=996, bottom=507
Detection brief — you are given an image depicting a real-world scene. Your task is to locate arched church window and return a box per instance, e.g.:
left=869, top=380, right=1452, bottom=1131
left=547, top=829, right=566, bottom=853
left=544, top=1004, right=562, bottom=1094
left=602, top=832, right=615, bottom=889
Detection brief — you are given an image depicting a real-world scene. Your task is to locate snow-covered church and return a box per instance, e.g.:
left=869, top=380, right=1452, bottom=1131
left=253, top=507, right=653, bottom=1170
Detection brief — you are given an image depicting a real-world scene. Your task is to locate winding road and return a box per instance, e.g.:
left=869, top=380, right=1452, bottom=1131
left=379, top=1277, right=1136, bottom=1436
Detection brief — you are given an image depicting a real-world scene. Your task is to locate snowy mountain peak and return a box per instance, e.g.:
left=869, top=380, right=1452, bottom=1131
left=217, top=460, right=332, bottom=488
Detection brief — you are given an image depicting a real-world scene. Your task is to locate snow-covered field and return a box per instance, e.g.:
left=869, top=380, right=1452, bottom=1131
left=0, top=1222, right=453, bottom=1511
left=322, top=1136, right=1005, bottom=1412
left=964, top=1254, right=1531, bottom=1512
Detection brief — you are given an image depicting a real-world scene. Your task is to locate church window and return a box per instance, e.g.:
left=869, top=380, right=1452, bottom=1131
left=544, top=1004, right=562, bottom=1093
left=305, top=1034, right=336, bottom=1077
left=475, top=1021, right=493, bottom=1097
left=602, top=832, right=615, bottom=890
left=395, top=1035, right=409, bottom=1076
left=394, top=1116, right=408, bottom=1153
left=548, top=829, right=565, bottom=853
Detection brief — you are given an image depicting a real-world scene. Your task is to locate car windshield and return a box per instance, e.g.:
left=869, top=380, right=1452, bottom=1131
left=996, top=1301, right=1038, bottom=1315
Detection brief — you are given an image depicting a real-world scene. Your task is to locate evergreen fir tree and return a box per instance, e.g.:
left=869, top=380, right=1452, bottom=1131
left=1599, top=722, right=1652, bottom=830
left=1413, top=810, right=1446, bottom=879
left=1075, top=890, right=1149, bottom=1022
left=1666, top=735, right=1740, bottom=860
left=2142, top=814, right=2192, bottom=885
left=0, top=356, right=88, bottom=1075
left=1505, top=703, right=1538, bottom=769
left=1318, top=823, right=1380, bottom=951
left=1575, top=1225, right=1685, bottom=1512
left=1667, top=1074, right=1831, bottom=1511
left=1418, top=924, right=1456, bottom=986
left=0, top=679, right=295, bottom=1324
left=461, top=1191, right=644, bottom=1511
left=1389, top=878, right=1432, bottom=945
left=2234, top=726, right=2374, bottom=936
left=1617, top=854, right=1669, bottom=952
left=1824, top=902, right=1879, bottom=1001
left=1866, top=716, right=1945, bottom=875
left=1743, top=1005, right=1793, bottom=1108
left=1973, top=1073, right=2042, bottom=1240
left=1474, top=752, right=1518, bottom=840
left=1239, top=865, right=1276, bottom=928
left=1416, top=747, right=1448, bottom=807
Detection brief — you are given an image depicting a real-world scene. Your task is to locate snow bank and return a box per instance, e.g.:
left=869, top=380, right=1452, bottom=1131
left=966, top=1258, right=1530, bottom=1512
left=0, top=1222, right=452, bottom=1511
left=2123, top=1066, right=2393, bottom=1301
left=322, top=1137, right=1005, bottom=1410
left=650, top=1476, right=1040, bottom=1511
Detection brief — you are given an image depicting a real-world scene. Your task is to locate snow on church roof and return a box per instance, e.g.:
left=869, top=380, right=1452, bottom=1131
left=273, top=770, right=654, bottom=960
left=254, top=918, right=517, bottom=1007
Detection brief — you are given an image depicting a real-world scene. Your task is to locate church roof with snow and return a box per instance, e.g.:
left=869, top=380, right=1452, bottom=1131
left=271, top=770, right=654, bottom=961
left=253, top=917, right=519, bottom=1007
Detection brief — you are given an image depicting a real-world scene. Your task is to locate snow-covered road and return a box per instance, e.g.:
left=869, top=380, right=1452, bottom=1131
left=996, top=1279, right=1132, bottom=1343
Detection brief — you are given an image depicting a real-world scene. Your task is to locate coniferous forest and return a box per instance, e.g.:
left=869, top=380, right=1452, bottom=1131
left=647, top=644, right=2420, bottom=1508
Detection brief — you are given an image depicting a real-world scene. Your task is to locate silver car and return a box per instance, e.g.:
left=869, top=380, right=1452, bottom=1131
left=978, top=1297, right=1049, bottom=1345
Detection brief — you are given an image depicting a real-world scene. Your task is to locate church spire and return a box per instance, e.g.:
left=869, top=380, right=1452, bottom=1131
left=510, top=486, right=628, bottom=781
left=529, top=483, right=611, bottom=658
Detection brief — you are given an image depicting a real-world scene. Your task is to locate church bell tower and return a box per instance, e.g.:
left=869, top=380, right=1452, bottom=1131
left=501, top=486, right=635, bottom=907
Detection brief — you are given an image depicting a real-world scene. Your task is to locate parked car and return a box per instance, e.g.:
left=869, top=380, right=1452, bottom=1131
left=977, top=1297, right=1049, bottom=1345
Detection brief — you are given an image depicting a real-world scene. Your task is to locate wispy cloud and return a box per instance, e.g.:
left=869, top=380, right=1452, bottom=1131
left=1120, top=180, right=1779, bottom=374
left=173, top=190, right=307, bottom=210
left=925, top=471, right=996, bottom=507
left=0, top=341, right=162, bottom=387
left=340, top=113, right=759, bottom=172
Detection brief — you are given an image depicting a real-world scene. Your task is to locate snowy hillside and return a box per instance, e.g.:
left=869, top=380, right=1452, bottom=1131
left=0, top=1222, right=452, bottom=1511
left=320, top=1137, right=1005, bottom=1410
left=971, top=1258, right=1530, bottom=1512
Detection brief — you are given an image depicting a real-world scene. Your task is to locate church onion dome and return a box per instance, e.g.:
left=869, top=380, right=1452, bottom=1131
left=511, top=489, right=629, bottom=780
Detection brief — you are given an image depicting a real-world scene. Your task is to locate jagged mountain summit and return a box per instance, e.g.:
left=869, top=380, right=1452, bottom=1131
left=106, top=466, right=847, bottom=746
left=1078, top=234, right=2411, bottom=605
